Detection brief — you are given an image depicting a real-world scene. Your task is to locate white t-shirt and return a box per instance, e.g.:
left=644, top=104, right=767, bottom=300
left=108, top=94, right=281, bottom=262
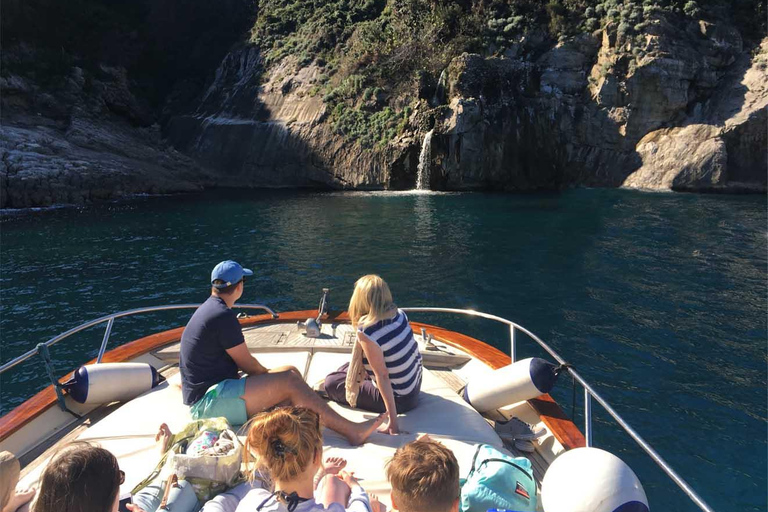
left=234, top=486, right=371, bottom=512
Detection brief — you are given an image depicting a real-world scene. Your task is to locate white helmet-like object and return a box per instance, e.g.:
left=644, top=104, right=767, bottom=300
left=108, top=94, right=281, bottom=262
left=542, top=447, right=649, bottom=512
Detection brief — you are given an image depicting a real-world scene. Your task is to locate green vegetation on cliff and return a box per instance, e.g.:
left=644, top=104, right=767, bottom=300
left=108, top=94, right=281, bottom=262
left=251, top=0, right=765, bottom=148
left=3, top=0, right=764, bottom=145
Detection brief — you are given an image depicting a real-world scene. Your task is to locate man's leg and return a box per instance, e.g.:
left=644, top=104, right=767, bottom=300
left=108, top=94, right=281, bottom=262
left=268, top=365, right=302, bottom=378
left=241, top=371, right=384, bottom=445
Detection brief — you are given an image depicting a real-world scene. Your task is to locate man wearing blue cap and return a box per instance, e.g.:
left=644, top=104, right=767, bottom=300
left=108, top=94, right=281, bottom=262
left=179, top=260, right=385, bottom=445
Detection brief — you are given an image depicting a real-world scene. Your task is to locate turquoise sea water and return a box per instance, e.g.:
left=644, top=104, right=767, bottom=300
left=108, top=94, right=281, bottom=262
left=1, top=189, right=765, bottom=511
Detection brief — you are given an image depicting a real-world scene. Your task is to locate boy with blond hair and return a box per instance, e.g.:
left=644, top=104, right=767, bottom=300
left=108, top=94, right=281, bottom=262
left=386, top=436, right=460, bottom=512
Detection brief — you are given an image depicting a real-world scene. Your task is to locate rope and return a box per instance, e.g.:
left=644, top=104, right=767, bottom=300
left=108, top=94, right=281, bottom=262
left=37, top=343, right=80, bottom=419
left=257, top=491, right=310, bottom=512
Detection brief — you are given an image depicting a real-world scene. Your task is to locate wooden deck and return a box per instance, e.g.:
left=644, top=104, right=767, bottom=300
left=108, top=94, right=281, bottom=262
left=155, top=320, right=561, bottom=488
left=153, top=321, right=472, bottom=368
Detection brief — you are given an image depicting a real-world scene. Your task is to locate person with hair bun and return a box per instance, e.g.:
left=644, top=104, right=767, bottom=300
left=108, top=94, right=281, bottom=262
left=242, top=406, right=379, bottom=512
left=324, top=275, right=423, bottom=435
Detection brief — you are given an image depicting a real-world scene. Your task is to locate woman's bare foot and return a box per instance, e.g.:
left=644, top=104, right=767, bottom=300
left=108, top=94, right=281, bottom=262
left=155, top=423, right=173, bottom=454
left=369, top=493, right=386, bottom=512
left=6, top=487, right=36, bottom=512
left=314, top=457, right=348, bottom=489
left=324, top=457, right=347, bottom=475
left=348, top=414, right=386, bottom=446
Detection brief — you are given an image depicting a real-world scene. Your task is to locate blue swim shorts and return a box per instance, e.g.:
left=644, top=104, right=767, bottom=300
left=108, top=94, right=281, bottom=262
left=189, top=378, right=247, bottom=426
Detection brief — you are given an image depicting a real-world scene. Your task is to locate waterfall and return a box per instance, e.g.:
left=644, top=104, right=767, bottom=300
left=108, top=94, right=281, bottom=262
left=416, top=129, right=434, bottom=190
left=431, top=69, right=447, bottom=106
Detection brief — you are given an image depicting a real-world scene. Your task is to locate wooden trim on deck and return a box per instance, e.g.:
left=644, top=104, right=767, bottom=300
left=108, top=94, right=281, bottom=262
left=1, top=310, right=584, bottom=450
left=411, top=320, right=586, bottom=450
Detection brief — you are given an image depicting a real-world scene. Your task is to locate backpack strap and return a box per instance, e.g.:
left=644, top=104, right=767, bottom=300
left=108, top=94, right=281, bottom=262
left=130, top=434, right=194, bottom=495
left=475, top=458, right=534, bottom=482
left=468, top=443, right=486, bottom=476
left=158, top=474, right=178, bottom=511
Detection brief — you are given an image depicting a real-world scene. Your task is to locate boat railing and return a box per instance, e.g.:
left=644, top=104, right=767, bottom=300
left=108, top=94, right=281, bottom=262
left=0, top=304, right=278, bottom=375
left=0, top=304, right=713, bottom=512
left=401, top=307, right=715, bottom=512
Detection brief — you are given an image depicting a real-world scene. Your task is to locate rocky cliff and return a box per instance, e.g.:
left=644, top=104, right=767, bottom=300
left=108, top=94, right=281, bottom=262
left=430, top=21, right=767, bottom=192
left=165, top=48, right=392, bottom=189
left=165, top=3, right=766, bottom=194
left=0, top=0, right=253, bottom=208
left=1, top=62, right=213, bottom=208
left=2, top=0, right=766, bottom=208
left=625, top=37, right=768, bottom=191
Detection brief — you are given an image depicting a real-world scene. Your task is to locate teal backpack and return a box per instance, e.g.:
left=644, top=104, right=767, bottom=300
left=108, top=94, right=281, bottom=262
left=460, top=444, right=537, bottom=512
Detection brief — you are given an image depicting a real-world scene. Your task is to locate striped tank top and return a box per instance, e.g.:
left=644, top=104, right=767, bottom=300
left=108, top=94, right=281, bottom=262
left=360, top=309, right=422, bottom=396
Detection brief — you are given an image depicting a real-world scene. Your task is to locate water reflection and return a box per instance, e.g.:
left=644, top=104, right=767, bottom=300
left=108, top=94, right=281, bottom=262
left=0, top=189, right=765, bottom=511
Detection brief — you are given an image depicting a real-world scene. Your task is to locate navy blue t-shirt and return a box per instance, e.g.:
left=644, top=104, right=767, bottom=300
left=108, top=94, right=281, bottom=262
left=180, top=296, right=244, bottom=405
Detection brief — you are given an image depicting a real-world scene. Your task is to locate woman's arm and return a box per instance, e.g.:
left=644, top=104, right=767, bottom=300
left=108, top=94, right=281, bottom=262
left=357, top=332, right=400, bottom=434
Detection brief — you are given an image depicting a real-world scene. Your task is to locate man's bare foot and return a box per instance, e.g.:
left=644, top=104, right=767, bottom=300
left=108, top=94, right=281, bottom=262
left=369, top=493, right=386, bottom=512
left=155, top=423, right=173, bottom=454
left=347, top=414, right=386, bottom=446
left=416, top=433, right=431, bottom=442
left=6, top=487, right=36, bottom=512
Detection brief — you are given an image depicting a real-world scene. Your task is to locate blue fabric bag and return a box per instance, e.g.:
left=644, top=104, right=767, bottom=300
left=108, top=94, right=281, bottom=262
left=460, top=444, right=537, bottom=512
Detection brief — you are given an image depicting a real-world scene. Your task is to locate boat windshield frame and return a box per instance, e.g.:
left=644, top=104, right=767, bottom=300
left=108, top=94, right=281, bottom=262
left=0, top=304, right=714, bottom=512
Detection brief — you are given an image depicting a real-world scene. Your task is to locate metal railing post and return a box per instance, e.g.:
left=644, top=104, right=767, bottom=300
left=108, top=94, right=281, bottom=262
left=584, top=388, right=593, bottom=447
left=509, top=324, right=516, bottom=363
left=96, top=317, right=115, bottom=364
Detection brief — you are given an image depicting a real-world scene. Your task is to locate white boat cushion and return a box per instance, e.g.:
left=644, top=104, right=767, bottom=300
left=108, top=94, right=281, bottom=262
left=19, top=349, right=504, bottom=511
left=306, top=350, right=504, bottom=507
left=18, top=352, right=311, bottom=496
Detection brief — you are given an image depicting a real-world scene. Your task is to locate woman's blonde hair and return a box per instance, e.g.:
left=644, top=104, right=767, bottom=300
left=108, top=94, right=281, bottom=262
left=243, top=406, right=323, bottom=483
left=348, top=275, right=396, bottom=329
left=1, top=451, right=20, bottom=511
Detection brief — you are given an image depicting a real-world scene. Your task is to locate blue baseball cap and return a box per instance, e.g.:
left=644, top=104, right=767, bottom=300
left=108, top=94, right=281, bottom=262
left=211, top=260, right=253, bottom=288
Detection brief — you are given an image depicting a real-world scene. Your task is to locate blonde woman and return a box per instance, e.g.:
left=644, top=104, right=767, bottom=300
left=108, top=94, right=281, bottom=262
left=324, top=275, right=423, bottom=435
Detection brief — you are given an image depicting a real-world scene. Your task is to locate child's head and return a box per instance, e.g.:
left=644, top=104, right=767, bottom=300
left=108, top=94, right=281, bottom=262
left=1, top=451, right=20, bottom=511
left=348, top=274, right=395, bottom=328
left=386, top=438, right=460, bottom=512
left=244, top=406, right=323, bottom=484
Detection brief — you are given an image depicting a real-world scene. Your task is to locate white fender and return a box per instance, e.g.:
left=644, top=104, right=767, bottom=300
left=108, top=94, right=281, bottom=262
left=462, top=357, right=559, bottom=412
left=542, top=447, right=649, bottom=512
left=62, top=362, right=161, bottom=404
